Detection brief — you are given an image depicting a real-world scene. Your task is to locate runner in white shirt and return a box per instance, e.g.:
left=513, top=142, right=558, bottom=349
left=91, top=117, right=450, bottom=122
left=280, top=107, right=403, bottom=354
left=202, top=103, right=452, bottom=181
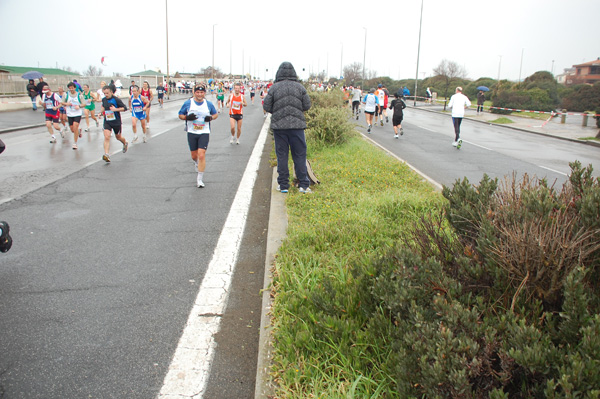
left=361, top=88, right=380, bottom=134
left=447, top=86, right=471, bottom=148
left=351, top=86, right=362, bottom=120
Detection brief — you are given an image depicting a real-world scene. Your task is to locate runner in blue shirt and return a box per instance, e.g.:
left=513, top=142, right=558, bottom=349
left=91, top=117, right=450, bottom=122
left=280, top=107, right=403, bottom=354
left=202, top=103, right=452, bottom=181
left=129, top=85, right=150, bottom=143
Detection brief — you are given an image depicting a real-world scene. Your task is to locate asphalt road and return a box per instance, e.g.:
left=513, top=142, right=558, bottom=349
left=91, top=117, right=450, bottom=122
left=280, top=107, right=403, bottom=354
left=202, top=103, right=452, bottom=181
left=0, top=96, right=270, bottom=398
left=357, top=107, right=599, bottom=189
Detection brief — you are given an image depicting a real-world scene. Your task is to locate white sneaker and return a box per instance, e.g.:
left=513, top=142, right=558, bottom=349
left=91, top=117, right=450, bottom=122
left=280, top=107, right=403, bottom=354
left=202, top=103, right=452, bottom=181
left=197, top=175, right=205, bottom=188
left=452, top=141, right=458, bottom=147
left=299, top=187, right=312, bottom=194
left=236, top=138, right=240, bottom=145
left=143, top=134, right=147, bottom=143
left=84, top=128, right=89, bottom=132
left=50, top=136, right=57, bottom=143
left=230, top=136, right=234, bottom=144
left=132, top=135, right=139, bottom=143
left=394, top=134, right=399, bottom=139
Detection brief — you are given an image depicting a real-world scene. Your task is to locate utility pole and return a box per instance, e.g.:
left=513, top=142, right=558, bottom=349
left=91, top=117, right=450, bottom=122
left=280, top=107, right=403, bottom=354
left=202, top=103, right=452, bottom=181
left=414, top=0, right=424, bottom=106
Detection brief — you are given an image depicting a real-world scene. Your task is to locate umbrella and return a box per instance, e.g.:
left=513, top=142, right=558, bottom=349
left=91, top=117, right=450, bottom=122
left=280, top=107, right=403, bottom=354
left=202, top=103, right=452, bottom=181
left=477, top=86, right=490, bottom=92
left=21, top=71, right=44, bottom=80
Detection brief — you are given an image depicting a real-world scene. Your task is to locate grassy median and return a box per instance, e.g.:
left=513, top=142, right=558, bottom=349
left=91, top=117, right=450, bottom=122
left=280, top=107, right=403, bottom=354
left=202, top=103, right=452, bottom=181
left=269, top=93, right=443, bottom=396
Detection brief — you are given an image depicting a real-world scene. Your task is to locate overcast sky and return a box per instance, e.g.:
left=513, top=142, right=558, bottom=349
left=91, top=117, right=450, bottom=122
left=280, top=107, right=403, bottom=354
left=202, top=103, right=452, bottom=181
left=1, top=0, right=598, bottom=82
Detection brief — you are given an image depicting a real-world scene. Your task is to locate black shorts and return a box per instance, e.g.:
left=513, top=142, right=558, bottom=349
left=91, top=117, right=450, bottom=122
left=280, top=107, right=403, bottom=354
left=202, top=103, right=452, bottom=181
left=365, top=111, right=375, bottom=115
left=187, top=132, right=209, bottom=151
left=158, top=94, right=164, bottom=99
left=68, top=116, right=82, bottom=125
left=250, top=93, right=255, bottom=98
left=229, top=114, right=243, bottom=121
left=45, top=114, right=59, bottom=122
left=103, top=123, right=122, bottom=135
left=392, top=115, right=404, bottom=126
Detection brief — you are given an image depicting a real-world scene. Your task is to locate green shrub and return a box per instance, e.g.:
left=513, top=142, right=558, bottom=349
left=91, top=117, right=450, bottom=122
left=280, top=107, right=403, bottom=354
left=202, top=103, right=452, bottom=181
left=351, top=162, right=600, bottom=398
left=305, top=90, right=357, bottom=148
left=561, top=83, right=600, bottom=112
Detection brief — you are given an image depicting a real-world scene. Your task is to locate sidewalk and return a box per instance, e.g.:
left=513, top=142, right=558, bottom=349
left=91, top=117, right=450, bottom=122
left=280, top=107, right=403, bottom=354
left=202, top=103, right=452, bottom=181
left=410, top=103, right=600, bottom=148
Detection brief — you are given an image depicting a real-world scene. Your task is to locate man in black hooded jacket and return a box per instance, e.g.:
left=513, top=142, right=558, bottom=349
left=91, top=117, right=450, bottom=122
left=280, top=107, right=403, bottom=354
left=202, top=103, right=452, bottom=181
left=263, top=62, right=312, bottom=193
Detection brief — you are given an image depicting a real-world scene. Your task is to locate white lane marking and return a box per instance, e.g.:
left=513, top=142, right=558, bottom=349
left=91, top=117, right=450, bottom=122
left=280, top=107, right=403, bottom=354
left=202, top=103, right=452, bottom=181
left=157, top=116, right=270, bottom=398
left=539, top=165, right=568, bottom=176
left=463, top=140, right=492, bottom=151
left=418, top=125, right=436, bottom=132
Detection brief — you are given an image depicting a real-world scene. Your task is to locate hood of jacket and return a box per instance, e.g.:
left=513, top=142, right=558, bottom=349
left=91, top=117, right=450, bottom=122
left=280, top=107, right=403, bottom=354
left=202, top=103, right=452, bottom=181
left=275, top=62, right=298, bottom=82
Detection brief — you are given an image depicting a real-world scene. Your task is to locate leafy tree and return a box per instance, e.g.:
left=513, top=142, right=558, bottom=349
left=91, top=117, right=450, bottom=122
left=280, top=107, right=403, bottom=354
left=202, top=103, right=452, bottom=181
left=83, top=65, right=103, bottom=77
left=431, top=59, right=467, bottom=110
left=561, top=83, right=600, bottom=112
left=343, top=62, right=363, bottom=85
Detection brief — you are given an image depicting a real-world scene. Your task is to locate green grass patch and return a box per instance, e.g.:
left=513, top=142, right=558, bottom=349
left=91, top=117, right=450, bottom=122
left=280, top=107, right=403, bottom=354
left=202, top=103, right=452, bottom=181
left=489, top=117, right=514, bottom=124
left=578, top=136, right=600, bottom=142
left=270, top=136, right=443, bottom=398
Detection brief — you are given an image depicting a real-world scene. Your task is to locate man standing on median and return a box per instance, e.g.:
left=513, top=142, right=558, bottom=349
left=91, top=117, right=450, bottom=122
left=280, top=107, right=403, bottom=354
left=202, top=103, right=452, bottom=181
left=263, top=62, right=312, bottom=194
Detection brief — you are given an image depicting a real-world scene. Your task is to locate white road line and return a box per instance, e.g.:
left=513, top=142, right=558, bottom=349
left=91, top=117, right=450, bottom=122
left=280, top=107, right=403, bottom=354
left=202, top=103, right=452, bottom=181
left=418, top=125, right=436, bottom=132
left=463, top=140, right=492, bottom=151
left=157, top=116, right=270, bottom=399
left=539, top=165, right=568, bottom=176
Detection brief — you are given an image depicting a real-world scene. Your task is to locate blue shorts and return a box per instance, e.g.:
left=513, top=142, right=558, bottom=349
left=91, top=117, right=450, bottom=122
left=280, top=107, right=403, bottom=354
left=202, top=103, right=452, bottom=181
left=132, top=111, right=146, bottom=120
left=187, top=133, right=209, bottom=151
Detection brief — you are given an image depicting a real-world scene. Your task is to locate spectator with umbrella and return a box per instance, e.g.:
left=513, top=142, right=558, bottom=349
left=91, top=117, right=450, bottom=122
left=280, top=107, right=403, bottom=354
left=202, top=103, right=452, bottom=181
left=22, top=71, right=44, bottom=111
left=476, top=86, right=489, bottom=114
left=26, top=79, right=38, bottom=111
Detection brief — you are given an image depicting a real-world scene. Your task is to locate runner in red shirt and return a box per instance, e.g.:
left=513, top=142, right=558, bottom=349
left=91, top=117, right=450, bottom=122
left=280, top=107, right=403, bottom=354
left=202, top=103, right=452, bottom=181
left=140, top=81, right=154, bottom=127
left=226, top=82, right=248, bottom=145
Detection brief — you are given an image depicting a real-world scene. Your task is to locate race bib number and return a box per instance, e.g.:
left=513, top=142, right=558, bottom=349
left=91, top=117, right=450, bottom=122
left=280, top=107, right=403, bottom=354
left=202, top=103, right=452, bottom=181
left=45, top=100, right=54, bottom=109
left=232, top=101, right=242, bottom=110
left=192, top=121, right=206, bottom=131
left=133, top=106, right=143, bottom=113
left=105, top=110, right=116, bottom=121
left=86, top=99, right=92, bottom=105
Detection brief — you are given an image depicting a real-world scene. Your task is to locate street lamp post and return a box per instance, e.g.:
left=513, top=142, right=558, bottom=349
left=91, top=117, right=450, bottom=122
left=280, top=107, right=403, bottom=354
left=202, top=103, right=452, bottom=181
left=212, top=24, right=217, bottom=81
left=414, top=0, right=423, bottom=106
left=165, top=0, right=170, bottom=99
left=340, top=42, right=343, bottom=80
left=497, top=55, right=502, bottom=82
left=362, top=27, right=367, bottom=85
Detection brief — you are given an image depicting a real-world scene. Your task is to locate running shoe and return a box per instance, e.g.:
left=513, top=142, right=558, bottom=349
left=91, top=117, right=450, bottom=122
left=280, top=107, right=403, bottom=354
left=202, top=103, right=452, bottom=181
left=72, top=143, right=78, bottom=150
left=123, top=142, right=128, bottom=153
left=400, top=128, right=404, bottom=136
left=102, top=154, right=111, bottom=163
left=380, top=120, right=384, bottom=126
left=132, top=135, right=139, bottom=143
left=299, top=187, right=312, bottom=194
left=356, top=114, right=359, bottom=120
left=59, top=128, right=65, bottom=138
left=276, top=185, right=288, bottom=193
left=143, top=134, right=147, bottom=143
left=394, top=134, right=399, bottom=139
left=230, top=136, right=234, bottom=144
left=0, top=221, right=12, bottom=253
left=367, top=125, right=371, bottom=133
left=197, top=175, right=205, bottom=188
left=456, top=139, right=463, bottom=149
left=84, top=128, right=89, bottom=132
left=236, top=138, right=240, bottom=145
left=50, top=136, right=57, bottom=143
left=452, top=141, right=458, bottom=147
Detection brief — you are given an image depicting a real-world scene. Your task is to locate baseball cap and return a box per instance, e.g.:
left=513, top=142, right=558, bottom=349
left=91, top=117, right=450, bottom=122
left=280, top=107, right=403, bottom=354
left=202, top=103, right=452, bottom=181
left=378, top=84, right=382, bottom=88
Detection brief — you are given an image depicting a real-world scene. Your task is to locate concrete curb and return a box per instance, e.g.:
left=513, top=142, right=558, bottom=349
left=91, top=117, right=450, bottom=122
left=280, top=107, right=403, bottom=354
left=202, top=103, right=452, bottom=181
left=254, top=143, right=287, bottom=398
left=409, top=105, right=600, bottom=149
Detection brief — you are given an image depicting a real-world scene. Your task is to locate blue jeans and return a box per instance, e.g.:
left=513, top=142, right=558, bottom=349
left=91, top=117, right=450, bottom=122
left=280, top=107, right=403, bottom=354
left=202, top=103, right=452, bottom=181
left=273, top=129, right=309, bottom=190
left=30, top=96, right=37, bottom=110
